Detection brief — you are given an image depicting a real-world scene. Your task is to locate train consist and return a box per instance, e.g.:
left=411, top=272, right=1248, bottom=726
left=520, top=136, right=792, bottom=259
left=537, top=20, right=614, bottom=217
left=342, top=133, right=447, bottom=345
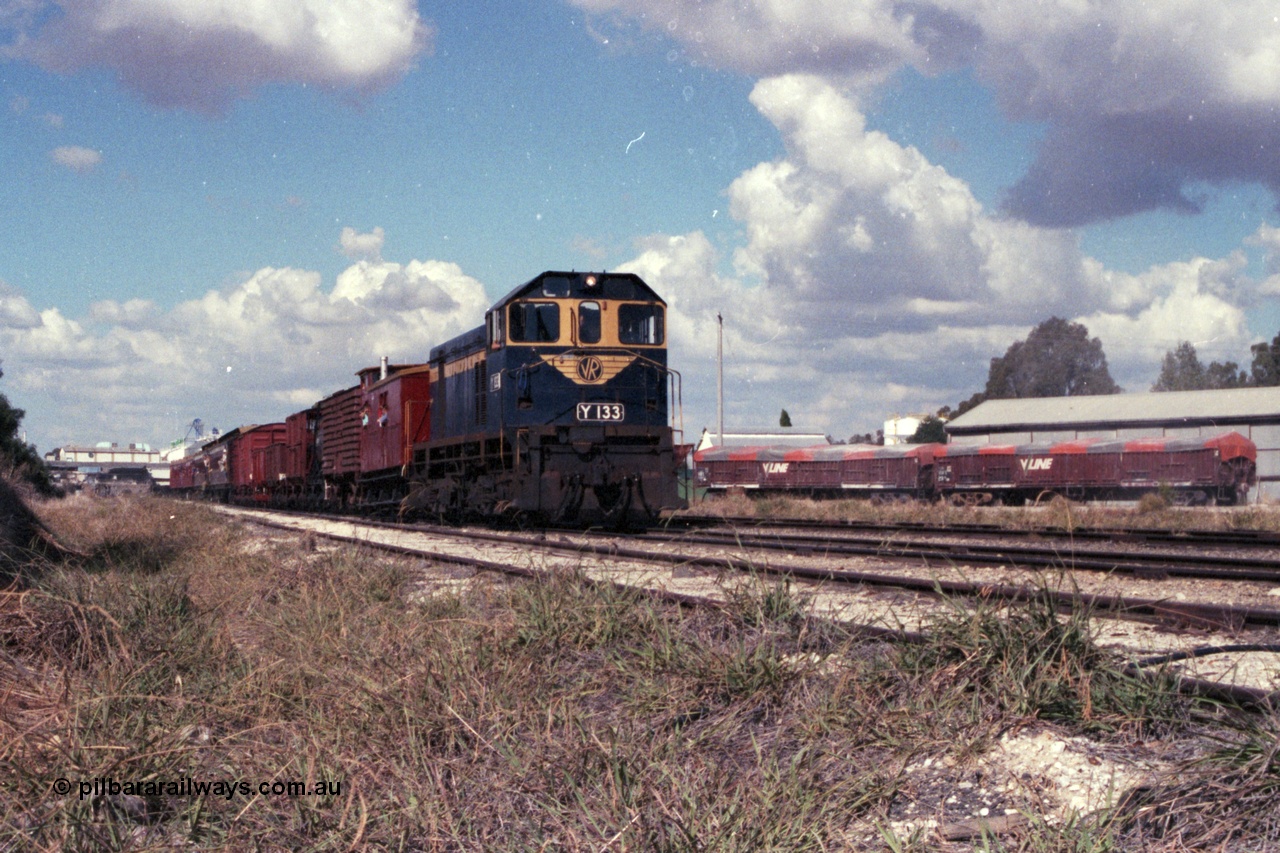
left=171, top=271, right=685, bottom=525
left=693, top=432, right=1258, bottom=506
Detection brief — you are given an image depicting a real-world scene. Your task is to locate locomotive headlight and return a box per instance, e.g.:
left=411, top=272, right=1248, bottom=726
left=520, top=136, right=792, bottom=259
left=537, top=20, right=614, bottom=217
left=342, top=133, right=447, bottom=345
left=584, top=274, right=599, bottom=288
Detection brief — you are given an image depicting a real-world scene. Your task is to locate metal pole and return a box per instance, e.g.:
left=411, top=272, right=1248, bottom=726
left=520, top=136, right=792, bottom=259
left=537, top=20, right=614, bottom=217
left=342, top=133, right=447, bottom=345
left=717, top=313, right=724, bottom=447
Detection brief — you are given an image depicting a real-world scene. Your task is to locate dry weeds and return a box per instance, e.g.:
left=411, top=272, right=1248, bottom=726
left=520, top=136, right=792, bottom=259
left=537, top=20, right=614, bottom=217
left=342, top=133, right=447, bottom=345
left=0, top=495, right=1277, bottom=851
left=687, top=491, right=1280, bottom=535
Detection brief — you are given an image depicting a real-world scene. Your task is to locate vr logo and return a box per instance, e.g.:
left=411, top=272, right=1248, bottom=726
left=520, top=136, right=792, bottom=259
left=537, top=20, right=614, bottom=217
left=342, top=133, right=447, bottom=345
left=1020, top=458, right=1053, bottom=472
left=762, top=462, right=790, bottom=474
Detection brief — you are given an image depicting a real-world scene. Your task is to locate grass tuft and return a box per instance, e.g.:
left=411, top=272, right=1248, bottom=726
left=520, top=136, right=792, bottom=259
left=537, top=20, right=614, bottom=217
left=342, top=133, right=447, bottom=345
left=2, top=496, right=1276, bottom=849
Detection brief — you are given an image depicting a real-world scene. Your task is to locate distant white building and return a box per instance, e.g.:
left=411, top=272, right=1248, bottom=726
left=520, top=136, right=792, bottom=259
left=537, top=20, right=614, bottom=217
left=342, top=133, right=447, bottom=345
left=883, top=415, right=926, bottom=445
left=695, top=428, right=829, bottom=452
left=44, top=441, right=170, bottom=490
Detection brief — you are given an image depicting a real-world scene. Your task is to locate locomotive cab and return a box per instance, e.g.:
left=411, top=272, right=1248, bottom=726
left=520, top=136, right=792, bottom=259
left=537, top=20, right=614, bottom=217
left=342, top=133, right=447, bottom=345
left=407, top=271, right=683, bottom=525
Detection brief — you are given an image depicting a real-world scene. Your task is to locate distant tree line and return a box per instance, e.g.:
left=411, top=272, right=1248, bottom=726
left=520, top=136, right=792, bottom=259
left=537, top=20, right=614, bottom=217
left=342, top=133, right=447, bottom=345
left=0, top=366, right=57, bottom=495
left=902, top=316, right=1120, bottom=443
left=1149, top=335, right=1280, bottom=392
left=802, top=320, right=1280, bottom=446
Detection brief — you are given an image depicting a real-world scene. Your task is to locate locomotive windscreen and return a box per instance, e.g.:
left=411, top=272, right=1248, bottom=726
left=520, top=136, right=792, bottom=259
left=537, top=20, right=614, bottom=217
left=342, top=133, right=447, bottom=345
left=619, top=304, right=664, bottom=345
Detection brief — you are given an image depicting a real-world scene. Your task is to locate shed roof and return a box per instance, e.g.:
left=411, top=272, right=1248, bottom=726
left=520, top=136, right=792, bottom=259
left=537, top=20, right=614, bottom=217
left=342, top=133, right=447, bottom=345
left=695, top=429, right=830, bottom=451
left=946, top=386, right=1280, bottom=434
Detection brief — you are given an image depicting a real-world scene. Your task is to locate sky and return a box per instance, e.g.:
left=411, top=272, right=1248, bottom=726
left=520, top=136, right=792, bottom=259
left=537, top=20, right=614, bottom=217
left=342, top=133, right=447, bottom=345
left=3, top=0, right=1280, bottom=453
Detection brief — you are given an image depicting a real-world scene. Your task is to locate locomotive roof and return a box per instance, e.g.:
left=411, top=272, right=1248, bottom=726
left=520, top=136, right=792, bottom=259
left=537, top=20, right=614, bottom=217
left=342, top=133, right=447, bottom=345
left=431, top=271, right=666, bottom=362
left=947, top=386, right=1280, bottom=434
left=491, top=270, right=665, bottom=309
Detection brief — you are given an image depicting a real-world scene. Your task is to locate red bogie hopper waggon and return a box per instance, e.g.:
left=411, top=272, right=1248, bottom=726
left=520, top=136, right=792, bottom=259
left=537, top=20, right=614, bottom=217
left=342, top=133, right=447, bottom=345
left=693, top=432, right=1257, bottom=506
left=693, top=443, right=936, bottom=500
left=935, top=432, right=1256, bottom=506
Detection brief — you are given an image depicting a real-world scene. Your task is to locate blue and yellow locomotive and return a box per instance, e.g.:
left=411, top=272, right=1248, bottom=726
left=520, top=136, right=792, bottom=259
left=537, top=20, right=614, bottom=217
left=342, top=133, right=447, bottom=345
left=405, top=270, right=684, bottom=524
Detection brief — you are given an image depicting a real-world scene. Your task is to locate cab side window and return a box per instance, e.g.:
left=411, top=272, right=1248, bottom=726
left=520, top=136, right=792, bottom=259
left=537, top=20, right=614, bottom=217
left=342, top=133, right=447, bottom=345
left=487, top=310, right=504, bottom=347
left=618, top=304, right=664, bottom=345
left=509, top=302, right=560, bottom=342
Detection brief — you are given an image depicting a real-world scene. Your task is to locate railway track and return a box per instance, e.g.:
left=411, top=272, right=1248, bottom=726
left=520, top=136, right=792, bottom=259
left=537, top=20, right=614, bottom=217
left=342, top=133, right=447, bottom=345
left=212, top=504, right=1280, bottom=708
left=671, top=512, right=1280, bottom=549
left=226, top=506, right=1280, bottom=629
left=640, top=523, right=1280, bottom=584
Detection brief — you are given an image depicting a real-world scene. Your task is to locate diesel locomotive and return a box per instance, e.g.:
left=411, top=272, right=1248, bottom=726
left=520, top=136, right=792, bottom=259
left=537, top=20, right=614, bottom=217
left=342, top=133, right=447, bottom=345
left=171, top=270, right=685, bottom=526
left=403, top=270, right=682, bottom=523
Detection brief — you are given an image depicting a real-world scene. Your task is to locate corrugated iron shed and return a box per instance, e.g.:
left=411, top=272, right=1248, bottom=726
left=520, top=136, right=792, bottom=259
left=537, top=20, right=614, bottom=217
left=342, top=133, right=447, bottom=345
left=947, top=387, right=1280, bottom=435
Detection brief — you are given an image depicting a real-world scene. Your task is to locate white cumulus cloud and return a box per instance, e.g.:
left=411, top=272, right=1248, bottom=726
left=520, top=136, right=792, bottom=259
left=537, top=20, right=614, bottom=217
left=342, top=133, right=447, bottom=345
left=50, top=145, right=102, bottom=172
left=613, top=74, right=1262, bottom=435
left=1, top=234, right=488, bottom=448
left=339, top=226, right=386, bottom=262
left=5, top=0, right=432, bottom=113
left=575, top=0, right=1280, bottom=227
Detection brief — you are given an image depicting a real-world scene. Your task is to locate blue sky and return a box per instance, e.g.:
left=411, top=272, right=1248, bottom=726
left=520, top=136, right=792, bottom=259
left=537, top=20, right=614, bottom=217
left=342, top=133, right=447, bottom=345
left=3, top=4, right=775, bottom=316
left=3, top=0, right=1280, bottom=452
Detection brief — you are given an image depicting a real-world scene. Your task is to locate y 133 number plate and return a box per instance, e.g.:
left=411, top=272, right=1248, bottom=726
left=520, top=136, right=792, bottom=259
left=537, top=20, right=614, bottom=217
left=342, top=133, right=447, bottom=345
left=576, top=403, right=625, bottom=422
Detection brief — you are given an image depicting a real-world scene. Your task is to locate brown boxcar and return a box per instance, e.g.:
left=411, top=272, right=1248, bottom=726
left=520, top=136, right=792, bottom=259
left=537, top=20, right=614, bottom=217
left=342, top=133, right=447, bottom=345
left=356, top=364, right=432, bottom=509
left=226, top=423, right=287, bottom=501
left=315, top=385, right=363, bottom=506
left=199, top=436, right=230, bottom=494
left=169, top=457, right=195, bottom=490
left=283, top=409, right=315, bottom=481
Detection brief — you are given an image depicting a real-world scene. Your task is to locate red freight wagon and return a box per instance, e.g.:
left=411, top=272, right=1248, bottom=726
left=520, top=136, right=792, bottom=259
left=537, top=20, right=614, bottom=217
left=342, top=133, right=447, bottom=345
left=169, top=457, right=194, bottom=490
left=352, top=363, right=432, bottom=509
left=314, top=384, right=363, bottom=506
left=693, top=442, right=936, bottom=498
left=357, top=364, right=432, bottom=475
left=226, top=423, right=287, bottom=500
left=258, top=442, right=289, bottom=487
left=935, top=432, right=1256, bottom=505
left=284, top=408, right=315, bottom=481
left=251, top=409, right=317, bottom=508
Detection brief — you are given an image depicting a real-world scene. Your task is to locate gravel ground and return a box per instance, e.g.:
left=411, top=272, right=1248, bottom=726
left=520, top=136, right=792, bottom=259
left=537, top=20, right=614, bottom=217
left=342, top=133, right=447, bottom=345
left=221, top=506, right=1280, bottom=694
left=220, top=506, right=1280, bottom=844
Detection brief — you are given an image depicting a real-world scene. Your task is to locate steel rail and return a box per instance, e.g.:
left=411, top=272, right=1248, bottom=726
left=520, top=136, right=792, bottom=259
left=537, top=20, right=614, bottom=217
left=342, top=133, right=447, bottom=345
left=671, top=513, right=1280, bottom=549
left=233, top=507, right=1280, bottom=631
left=236, top=508, right=1279, bottom=710
left=644, top=526, right=1280, bottom=583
